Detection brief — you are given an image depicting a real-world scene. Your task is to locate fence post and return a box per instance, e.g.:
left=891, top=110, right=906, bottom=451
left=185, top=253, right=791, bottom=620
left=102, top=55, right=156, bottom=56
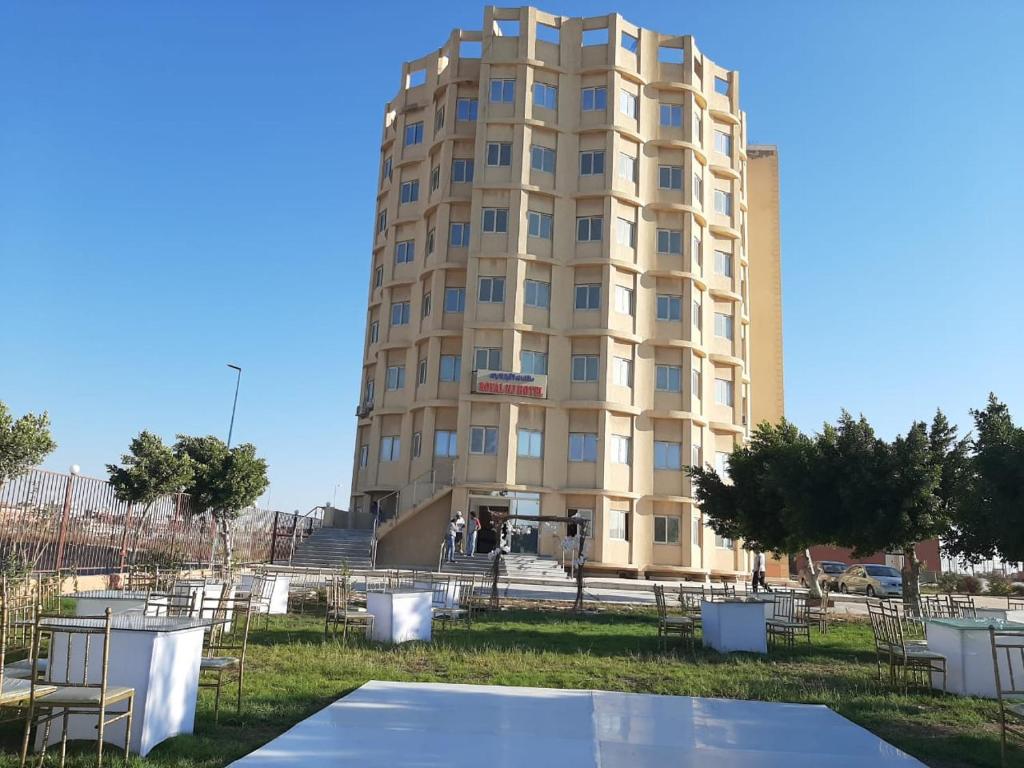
left=117, top=502, right=133, bottom=574
left=269, top=511, right=279, bottom=564
left=54, top=471, right=76, bottom=572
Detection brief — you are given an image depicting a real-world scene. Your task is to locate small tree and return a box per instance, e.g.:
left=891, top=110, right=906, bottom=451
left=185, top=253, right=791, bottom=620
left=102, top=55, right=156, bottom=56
left=174, top=435, right=269, bottom=570
left=0, top=400, right=57, bottom=487
left=106, top=431, right=194, bottom=566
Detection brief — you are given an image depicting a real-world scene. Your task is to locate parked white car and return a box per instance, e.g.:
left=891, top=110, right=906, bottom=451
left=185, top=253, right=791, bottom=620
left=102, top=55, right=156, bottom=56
left=838, top=564, right=903, bottom=597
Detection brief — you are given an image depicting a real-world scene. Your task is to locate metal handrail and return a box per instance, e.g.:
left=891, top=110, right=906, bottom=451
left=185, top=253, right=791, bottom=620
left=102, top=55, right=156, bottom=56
left=369, top=463, right=454, bottom=571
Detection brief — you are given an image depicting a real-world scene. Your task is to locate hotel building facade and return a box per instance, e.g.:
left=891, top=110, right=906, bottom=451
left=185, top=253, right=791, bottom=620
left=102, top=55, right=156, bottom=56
left=349, top=6, right=784, bottom=579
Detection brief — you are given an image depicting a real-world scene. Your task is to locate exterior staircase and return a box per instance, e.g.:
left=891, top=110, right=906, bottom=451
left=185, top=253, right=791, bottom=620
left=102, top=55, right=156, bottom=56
left=286, top=527, right=373, bottom=570
left=439, top=552, right=570, bottom=580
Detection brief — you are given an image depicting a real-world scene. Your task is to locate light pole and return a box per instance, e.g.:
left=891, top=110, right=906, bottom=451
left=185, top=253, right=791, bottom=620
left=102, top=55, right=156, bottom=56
left=226, top=364, right=242, bottom=448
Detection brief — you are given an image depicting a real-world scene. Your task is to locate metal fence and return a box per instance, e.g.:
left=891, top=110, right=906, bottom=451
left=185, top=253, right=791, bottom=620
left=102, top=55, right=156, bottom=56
left=0, top=467, right=320, bottom=575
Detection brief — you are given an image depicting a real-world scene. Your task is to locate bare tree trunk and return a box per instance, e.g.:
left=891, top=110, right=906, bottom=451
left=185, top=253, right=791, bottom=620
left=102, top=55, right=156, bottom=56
left=129, top=502, right=154, bottom=567
left=902, top=544, right=921, bottom=613
left=803, top=549, right=823, bottom=599
left=219, top=516, right=234, bottom=575
left=490, top=549, right=501, bottom=610
left=573, top=531, right=586, bottom=613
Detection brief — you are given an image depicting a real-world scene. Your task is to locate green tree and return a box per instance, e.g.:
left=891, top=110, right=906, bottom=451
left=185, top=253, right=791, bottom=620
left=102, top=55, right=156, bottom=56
left=173, top=435, right=269, bottom=569
left=106, top=431, right=194, bottom=565
left=0, top=400, right=57, bottom=487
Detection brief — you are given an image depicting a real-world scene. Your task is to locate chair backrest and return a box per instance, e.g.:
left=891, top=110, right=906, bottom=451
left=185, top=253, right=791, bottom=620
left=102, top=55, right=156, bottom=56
left=989, top=627, right=1024, bottom=706
left=147, top=590, right=197, bottom=617
left=1008, top=596, right=1024, bottom=612
left=204, top=594, right=253, bottom=661
left=919, top=594, right=951, bottom=618
left=324, top=572, right=352, bottom=609
left=866, top=600, right=905, bottom=652
left=0, top=577, right=37, bottom=655
left=949, top=594, right=976, bottom=619
left=431, top=576, right=452, bottom=607
left=37, top=608, right=115, bottom=696
left=678, top=589, right=701, bottom=616
left=454, top=575, right=475, bottom=607
left=772, top=591, right=797, bottom=622
left=653, top=585, right=668, bottom=618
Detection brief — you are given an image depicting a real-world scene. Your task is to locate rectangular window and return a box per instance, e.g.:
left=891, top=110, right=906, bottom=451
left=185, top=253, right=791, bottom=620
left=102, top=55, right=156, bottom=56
left=582, top=28, right=609, bottom=46
left=658, top=165, right=683, bottom=190
left=524, top=279, right=551, bottom=308
left=536, top=22, right=559, bottom=44
left=658, top=46, right=684, bottom=64
left=382, top=156, right=392, bottom=182
left=714, top=76, right=730, bottom=96
left=656, top=228, right=683, bottom=255
left=574, top=283, right=601, bottom=310
left=654, top=441, right=682, bottom=470
left=693, top=298, right=703, bottom=330
left=379, top=435, right=400, bottom=462
left=377, top=209, right=387, bottom=234
left=692, top=444, right=703, bottom=468
left=691, top=368, right=701, bottom=398
left=533, top=82, right=557, bottom=110
left=656, top=365, right=682, bottom=392
left=527, top=210, right=553, bottom=239
left=576, top=216, right=603, bottom=242
left=716, top=451, right=731, bottom=479
left=363, top=378, right=374, bottom=405
left=404, top=121, right=424, bottom=146
left=395, top=240, right=415, bottom=264
left=417, top=358, right=427, bottom=385
left=714, top=190, right=733, bottom=215
left=482, top=207, right=509, bottom=233
left=656, top=294, right=682, bottom=321
left=714, top=312, right=734, bottom=340
left=368, top=320, right=379, bottom=344
left=430, top=165, right=440, bottom=192
left=693, top=236, right=703, bottom=267
left=426, top=228, right=436, bottom=255
left=456, top=97, right=478, bottom=121
left=714, top=130, right=732, bottom=155
left=520, top=350, right=548, bottom=375
left=614, top=285, right=633, bottom=315
left=715, top=534, right=734, bottom=549
left=620, top=31, right=638, bottom=53
left=474, top=347, right=501, bottom=371
left=486, top=142, right=513, bottom=167
left=517, top=428, right=543, bottom=458
left=435, top=430, right=458, bottom=457
left=693, top=172, right=704, bottom=206
left=478, top=276, right=506, bottom=303
left=581, top=86, right=607, bottom=111
left=612, top=356, right=632, bottom=387
left=615, top=217, right=635, bottom=247
left=422, top=291, right=432, bottom=318
left=714, top=250, right=733, bottom=277
left=434, top=105, right=445, bottom=133
left=619, top=89, right=638, bottom=118
left=617, top=152, right=637, bottom=182
left=659, top=103, right=682, bottom=127
left=374, top=265, right=383, bottom=288
left=609, top=509, right=628, bottom=540
left=444, top=287, right=466, bottom=312
left=568, top=432, right=598, bottom=462
left=531, top=145, right=556, bottom=173
left=489, top=78, right=516, bottom=103
left=692, top=516, right=701, bottom=545
left=358, top=444, right=369, bottom=468
left=469, top=425, right=499, bottom=455
left=654, top=516, right=681, bottom=544
left=385, top=365, right=405, bottom=390
left=571, top=354, right=599, bottom=382
left=412, top=431, right=422, bottom=458
left=452, top=158, right=475, bottom=182
left=610, top=434, right=631, bottom=464
left=579, top=150, right=605, bottom=176
left=400, top=179, right=419, bottom=203
left=390, top=301, right=410, bottom=326
left=439, top=354, right=461, bottom=382
left=449, top=222, right=470, bottom=247
left=715, top=378, right=735, bottom=406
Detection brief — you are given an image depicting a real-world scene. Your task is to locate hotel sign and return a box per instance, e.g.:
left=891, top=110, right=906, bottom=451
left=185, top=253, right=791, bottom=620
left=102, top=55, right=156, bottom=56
left=474, top=370, right=547, bottom=399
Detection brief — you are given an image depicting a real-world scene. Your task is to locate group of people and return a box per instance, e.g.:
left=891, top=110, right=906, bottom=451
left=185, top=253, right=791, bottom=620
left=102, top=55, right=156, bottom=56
left=443, top=510, right=481, bottom=563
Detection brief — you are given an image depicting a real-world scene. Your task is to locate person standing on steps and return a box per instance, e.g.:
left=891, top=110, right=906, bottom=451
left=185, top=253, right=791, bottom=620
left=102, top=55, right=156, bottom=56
left=444, top=517, right=458, bottom=563
left=454, top=510, right=466, bottom=555
left=465, top=511, right=480, bottom=557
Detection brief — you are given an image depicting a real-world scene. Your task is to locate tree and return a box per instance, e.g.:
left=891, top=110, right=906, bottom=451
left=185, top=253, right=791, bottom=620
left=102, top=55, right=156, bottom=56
left=173, top=435, right=269, bottom=569
left=0, top=400, right=57, bottom=487
left=106, top=431, right=194, bottom=565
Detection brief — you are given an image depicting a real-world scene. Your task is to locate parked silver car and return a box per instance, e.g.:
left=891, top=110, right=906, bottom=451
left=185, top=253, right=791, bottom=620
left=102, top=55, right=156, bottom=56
left=800, top=560, right=847, bottom=590
left=838, top=564, right=903, bottom=597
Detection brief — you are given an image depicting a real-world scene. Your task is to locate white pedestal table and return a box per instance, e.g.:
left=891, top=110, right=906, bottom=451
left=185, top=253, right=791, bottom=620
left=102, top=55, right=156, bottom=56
left=366, top=590, right=433, bottom=644
left=72, top=590, right=166, bottom=617
left=701, top=598, right=775, bottom=654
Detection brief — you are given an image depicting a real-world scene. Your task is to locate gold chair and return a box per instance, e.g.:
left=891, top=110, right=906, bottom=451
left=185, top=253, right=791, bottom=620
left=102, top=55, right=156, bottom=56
left=767, top=591, right=811, bottom=648
left=653, top=585, right=693, bottom=649
left=199, top=594, right=252, bottom=722
left=868, top=600, right=946, bottom=691
left=989, top=626, right=1024, bottom=767
left=1, top=584, right=56, bottom=723
left=144, top=590, right=196, bottom=618
left=22, top=608, right=134, bottom=768
left=324, top=573, right=373, bottom=642
left=949, top=594, right=977, bottom=618
left=677, top=589, right=703, bottom=632
left=920, top=593, right=953, bottom=619
left=432, top=576, right=474, bottom=632
left=1008, top=596, right=1024, bottom=612
left=3, top=579, right=47, bottom=682
left=804, top=583, right=831, bottom=634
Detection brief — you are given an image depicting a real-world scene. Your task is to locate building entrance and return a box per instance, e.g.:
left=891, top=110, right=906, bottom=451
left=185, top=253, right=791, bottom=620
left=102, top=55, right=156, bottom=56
left=468, top=491, right=542, bottom=555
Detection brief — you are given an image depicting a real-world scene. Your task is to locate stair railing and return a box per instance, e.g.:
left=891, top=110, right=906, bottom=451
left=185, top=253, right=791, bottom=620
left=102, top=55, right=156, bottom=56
left=369, top=461, right=455, bottom=570
left=287, top=506, right=327, bottom=566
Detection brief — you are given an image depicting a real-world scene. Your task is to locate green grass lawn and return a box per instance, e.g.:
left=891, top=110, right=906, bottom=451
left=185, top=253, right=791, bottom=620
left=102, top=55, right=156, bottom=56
left=1, top=607, right=1018, bottom=767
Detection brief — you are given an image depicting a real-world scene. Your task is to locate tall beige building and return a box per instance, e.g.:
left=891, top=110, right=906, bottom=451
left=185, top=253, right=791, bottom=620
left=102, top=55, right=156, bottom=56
left=350, top=6, right=784, bottom=579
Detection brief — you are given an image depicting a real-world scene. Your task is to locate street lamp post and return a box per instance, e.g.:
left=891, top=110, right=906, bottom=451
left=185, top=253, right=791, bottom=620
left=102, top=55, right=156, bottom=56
left=226, top=364, right=242, bottom=448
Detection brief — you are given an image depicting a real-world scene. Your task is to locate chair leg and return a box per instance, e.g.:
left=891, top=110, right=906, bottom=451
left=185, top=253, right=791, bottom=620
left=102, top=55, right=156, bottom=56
left=60, top=709, right=70, bottom=768
left=213, top=672, right=223, bottom=723
left=124, top=696, right=134, bottom=765
left=237, top=664, right=244, bottom=714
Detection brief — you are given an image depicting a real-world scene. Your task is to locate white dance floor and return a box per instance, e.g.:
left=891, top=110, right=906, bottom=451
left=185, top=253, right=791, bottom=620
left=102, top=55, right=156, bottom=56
left=227, top=680, right=924, bottom=767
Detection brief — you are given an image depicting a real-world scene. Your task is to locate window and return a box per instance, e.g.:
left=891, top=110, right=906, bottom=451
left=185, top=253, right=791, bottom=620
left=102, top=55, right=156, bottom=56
left=469, top=426, right=499, bottom=455
left=609, top=509, right=628, bottom=540
left=571, top=354, right=599, bottom=382
left=576, top=216, right=603, bottom=242
left=615, top=217, right=635, bottom=247
left=400, top=179, right=419, bottom=203
left=715, top=130, right=732, bottom=155
left=656, top=228, right=683, bottom=255
left=439, top=354, right=461, bottom=382
left=374, top=265, right=383, bottom=288
left=408, top=69, right=426, bottom=88
left=691, top=443, right=702, bottom=468
left=527, top=210, right=553, bottom=239
left=654, top=441, right=682, bottom=470
left=579, top=150, right=605, bottom=176
left=450, top=222, right=470, bottom=247
left=714, top=76, right=730, bottom=96
left=395, top=240, right=415, bottom=264
left=435, top=430, right=458, bottom=457
left=452, top=158, right=474, bottom=182
left=568, top=433, right=598, bottom=462
left=659, top=103, right=682, bottom=127
left=714, top=190, right=733, bottom=215
left=379, top=435, right=400, bottom=462
left=474, top=347, right=501, bottom=371
left=617, top=152, right=637, bottom=182
left=486, top=142, right=513, bottom=166
left=482, top=207, right=509, bottom=233
left=536, top=22, right=559, bottom=44
left=654, top=516, right=680, bottom=544
left=612, top=356, right=632, bottom=387
left=714, top=312, right=734, bottom=340
left=382, top=156, right=392, bottom=182
left=489, top=78, right=515, bottom=103
left=426, top=228, right=436, bottom=255
left=363, top=378, right=374, bottom=405
left=444, top=287, right=466, bottom=312
left=658, top=165, right=683, bottom=190
left=715, top=534, right=734, bottom=549
left=574, top=283, right=601, bottom=309
left=693, top=172, right=704, bottom=206
left=430, top=165, right=440, bottom=192
left=368, top=320, right=379, bottom=344
left=581, top=86, right=607, bottom=112
left=658, top=46, right=684, bottom=64
left=531, top=145, right=555, bottom=173
left=715, top=377, right=735, bottom=406
left=494, top=19, right=519, bottom=36
left=377, top=209, right=387, bottom=233
left=614, top=285, right=634, bottom=315
left=619, top=89, right=638, bottom=118
left=533, top=82, right=557, bottom=110
left=456, top=97, right=478, bottom=121
left=656, top=294, right=682, bottom=321
left=692, top=516, right=701, bottom=545
left=417, top=358, right=427, bottom=385
left=385, top=365, right=405, bottom=390
left=715, top=250, right=733, bottom=277
left=422, top=291, right=432, bottom=318
left=358, top=444, right=369, bottom=468
left=412, top=431, right=422, bottom=458
left=693, top=236, right=703, bottom=268
left=517, top=428, right=543, bottom=458
left=694, top=111, right=703, bottom=143
left=691, top=368, right=701, bottom=398
left=479, top=276, right=506, bottom=302
left=693, top=298, right=703, bottom=329
left=620, top=31, right=638, bottom=53
left=390, top=301, right=410, bottom=326
left=610, top=434, right=631, bottom=464
left=524, top=279, right=551, bottom=308
left=520, top=350, right=548, bottom=374
left=404, top=121, right=424, bottom=146
left=656, top=365, right=682, bottom=392
left=716, top=451, right=731, bottom=479
left=582, top=28, right=609, bottom=46
left=434, top=105, right=445, bottom=133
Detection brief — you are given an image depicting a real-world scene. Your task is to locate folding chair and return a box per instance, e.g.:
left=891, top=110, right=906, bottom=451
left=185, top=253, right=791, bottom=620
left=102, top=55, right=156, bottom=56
left=1, top=584, right=56, bottom=724
left=653, top=585, right=693, bottom=649
left=989, top=626, right=1024, bottom=767
left=677, top=589, right=703, bottom=632
left=324, top=573, right=373, bottom=642
left=767, top=591, right=811, bottom=648
left=199, top=594, right=253, bottom=722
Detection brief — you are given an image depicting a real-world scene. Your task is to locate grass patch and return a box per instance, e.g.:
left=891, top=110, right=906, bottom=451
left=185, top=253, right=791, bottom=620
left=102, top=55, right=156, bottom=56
left=0, top=608, right=1017, bottom=767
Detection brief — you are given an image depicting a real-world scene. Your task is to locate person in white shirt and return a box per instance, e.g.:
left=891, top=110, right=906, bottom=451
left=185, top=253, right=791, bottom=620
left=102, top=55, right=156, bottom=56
left=752, top=550, right=772, bottom=593
left=454, top=510, right=466, bottom=554
left=444, top=518, right=457, bottom=563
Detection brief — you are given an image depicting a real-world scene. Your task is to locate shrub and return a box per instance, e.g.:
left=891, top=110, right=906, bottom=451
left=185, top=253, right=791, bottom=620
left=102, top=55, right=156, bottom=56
left=936, top=572, right=960, bottom=594
left=1012, top=583, right=1024, bottom=597
left=958, top=574, right=983, bottom=595
left=986, top=573, right=1013, bottom=596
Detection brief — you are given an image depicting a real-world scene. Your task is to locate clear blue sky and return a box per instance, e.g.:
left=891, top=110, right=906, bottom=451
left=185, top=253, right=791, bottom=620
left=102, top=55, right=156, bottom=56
left=2, top=1, right=1022, bottom=513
